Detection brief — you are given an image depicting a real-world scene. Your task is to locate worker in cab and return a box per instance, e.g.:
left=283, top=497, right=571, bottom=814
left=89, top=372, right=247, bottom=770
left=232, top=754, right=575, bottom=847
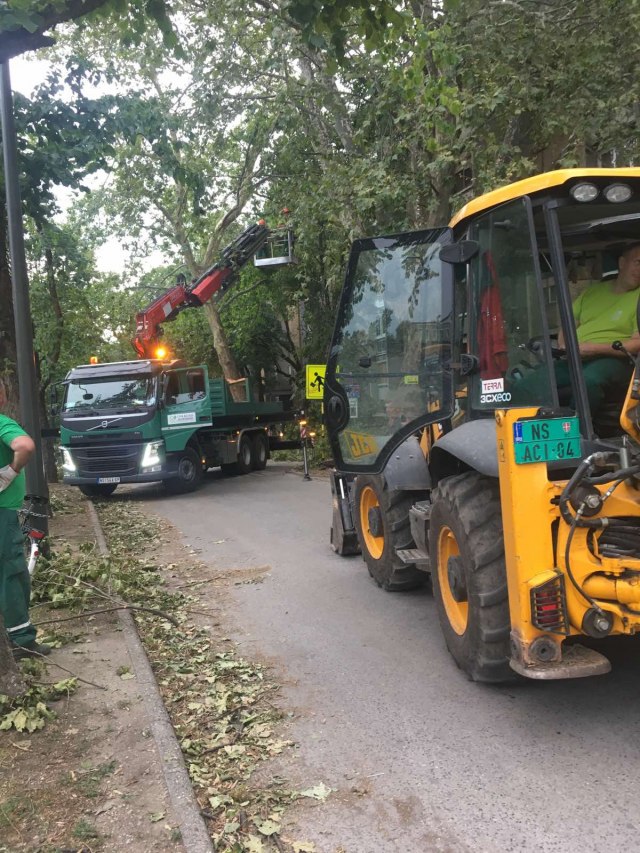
left=555, top=242, right=640, bottom=414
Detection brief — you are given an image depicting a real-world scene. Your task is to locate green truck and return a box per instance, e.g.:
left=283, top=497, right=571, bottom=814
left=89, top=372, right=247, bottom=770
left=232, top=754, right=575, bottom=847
left=59, top=358, right=297, bottom=497
left=58, top=221, right=300, bottom=497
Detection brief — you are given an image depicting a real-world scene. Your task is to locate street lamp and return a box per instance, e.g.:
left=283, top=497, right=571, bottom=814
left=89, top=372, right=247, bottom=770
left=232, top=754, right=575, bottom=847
left=0, top=59, right=49, bottom=532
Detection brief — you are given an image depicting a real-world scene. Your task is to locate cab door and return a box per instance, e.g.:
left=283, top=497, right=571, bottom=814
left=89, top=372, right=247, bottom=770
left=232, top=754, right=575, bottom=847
left=324, top=228, right=454, bottom=474
left=160, top=366, right=212, bottom=449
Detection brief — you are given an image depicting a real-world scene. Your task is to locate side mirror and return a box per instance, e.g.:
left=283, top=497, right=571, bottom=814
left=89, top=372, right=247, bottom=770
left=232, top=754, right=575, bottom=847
left=439, top=240, right=479, bottom=265
left=159, top=374, right=169, bottom=408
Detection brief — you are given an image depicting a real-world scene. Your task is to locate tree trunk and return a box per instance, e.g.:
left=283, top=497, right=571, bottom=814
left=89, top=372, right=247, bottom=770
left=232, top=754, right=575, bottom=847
left=0, top=613, right=27, bottom=698
left=201, top=300, right=246, bottom=401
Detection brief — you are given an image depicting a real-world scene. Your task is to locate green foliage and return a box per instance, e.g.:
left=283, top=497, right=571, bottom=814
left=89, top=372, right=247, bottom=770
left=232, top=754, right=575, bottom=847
left=13, top=0, right=640, bottom=413
left=0, top=0, right=180, bottom=61
left=72, top=817, right=101, bottom=841
left=0, top=676, right=77, bottom=732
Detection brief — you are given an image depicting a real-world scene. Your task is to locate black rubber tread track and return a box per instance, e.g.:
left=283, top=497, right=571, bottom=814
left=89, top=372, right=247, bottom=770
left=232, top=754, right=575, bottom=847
left=429, top=471, right=513, bottom=683
left=354, top=473, right=427, bottom=592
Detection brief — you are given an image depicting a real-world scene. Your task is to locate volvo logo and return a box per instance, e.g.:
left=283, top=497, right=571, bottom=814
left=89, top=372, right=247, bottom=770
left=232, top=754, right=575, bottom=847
left=87, top=415, right=124, bottom=432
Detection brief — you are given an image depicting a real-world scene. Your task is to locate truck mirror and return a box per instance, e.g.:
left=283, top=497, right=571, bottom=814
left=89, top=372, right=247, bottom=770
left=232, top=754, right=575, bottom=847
left=159, top=374, right=169, bottom=407
left=439, top=240, right=479, bottom=265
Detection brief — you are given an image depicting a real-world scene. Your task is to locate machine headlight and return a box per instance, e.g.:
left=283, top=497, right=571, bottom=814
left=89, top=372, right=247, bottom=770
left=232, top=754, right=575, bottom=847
left=61, top=447, right=76, bottom=473
left=141, top=440, right=164, bottom=469
left=604, top=183, right=632, bottom=203
left=570, top=182, right=599, bottom=202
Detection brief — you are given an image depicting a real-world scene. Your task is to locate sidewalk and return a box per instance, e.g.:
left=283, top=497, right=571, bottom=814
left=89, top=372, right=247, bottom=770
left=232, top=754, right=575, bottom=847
left=0, top=486, right=196, bottom=852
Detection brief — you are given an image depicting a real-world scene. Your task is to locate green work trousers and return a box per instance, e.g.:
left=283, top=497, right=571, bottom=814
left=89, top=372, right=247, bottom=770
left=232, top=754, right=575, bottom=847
left=553, top=357, right=632, bottom=413
left=0, top=507, right=36, bottom=647
left=512, top=357, right=632, bottom=414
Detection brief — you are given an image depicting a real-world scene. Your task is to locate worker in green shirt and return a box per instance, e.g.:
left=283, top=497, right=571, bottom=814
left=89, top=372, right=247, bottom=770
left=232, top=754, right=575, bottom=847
left=553, top=242, right=640, bottom=414
left=0, top=378, right=51, bottom=658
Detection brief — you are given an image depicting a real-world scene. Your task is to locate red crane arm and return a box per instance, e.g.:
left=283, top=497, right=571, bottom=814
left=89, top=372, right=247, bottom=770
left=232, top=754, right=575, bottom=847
left=132, top=221, right=270, bottom=359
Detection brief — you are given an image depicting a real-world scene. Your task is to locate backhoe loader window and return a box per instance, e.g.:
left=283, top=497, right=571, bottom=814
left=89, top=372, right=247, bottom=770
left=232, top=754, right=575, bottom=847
left=468, top=198, right=555, bottom=410
left=329, top=228, right=453, bottom=467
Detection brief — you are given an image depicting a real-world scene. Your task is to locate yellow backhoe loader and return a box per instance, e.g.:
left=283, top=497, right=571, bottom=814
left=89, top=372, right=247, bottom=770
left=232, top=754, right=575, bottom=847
left=325, top=169, right=640, bottom=681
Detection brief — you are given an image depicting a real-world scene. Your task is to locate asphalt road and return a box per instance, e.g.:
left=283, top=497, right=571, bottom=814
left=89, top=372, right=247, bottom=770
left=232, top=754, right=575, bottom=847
left=123, top=463, right=640, bottom=853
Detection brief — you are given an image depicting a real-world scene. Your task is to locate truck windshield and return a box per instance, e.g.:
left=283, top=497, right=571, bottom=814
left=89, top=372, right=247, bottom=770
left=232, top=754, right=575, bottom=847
left=63, top=377, right=157, bottom=413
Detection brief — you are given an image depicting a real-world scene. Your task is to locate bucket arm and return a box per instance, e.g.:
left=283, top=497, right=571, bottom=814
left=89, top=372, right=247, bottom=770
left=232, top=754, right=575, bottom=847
left=132, top=221, right=270, bottom=358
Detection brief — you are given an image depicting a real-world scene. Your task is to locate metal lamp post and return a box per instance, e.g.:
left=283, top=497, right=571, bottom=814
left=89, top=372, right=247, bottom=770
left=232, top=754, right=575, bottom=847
left=0, top=58, right=49, bottom=532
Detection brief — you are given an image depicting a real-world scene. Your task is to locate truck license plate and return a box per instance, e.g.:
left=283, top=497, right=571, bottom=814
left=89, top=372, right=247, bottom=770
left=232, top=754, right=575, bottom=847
left=513, top=417, right=580, bottom=465
left=97, top=477, right=120, bottom=484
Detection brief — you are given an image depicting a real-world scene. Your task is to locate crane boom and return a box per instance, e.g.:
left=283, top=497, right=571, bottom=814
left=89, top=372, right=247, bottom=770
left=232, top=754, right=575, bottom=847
left=132, top=221, right=270, bottom=358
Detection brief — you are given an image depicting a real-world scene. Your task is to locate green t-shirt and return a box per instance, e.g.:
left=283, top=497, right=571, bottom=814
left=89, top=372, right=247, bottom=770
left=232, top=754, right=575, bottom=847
left=0, top=414, right=27, bottom=510
left=573, top=280, right=640, bottom=345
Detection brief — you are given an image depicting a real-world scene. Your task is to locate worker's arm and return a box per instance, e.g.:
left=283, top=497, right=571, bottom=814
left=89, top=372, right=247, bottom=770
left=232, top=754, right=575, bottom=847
left=0, top=434, right=35, bottom=492
left=579, top=333, right=640, bottom=358
left=9, top=434, right=35, bottom=471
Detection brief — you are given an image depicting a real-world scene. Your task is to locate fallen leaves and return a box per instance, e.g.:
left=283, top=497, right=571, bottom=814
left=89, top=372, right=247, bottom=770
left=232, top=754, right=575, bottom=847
left=86, top=499, right=334, bottom=852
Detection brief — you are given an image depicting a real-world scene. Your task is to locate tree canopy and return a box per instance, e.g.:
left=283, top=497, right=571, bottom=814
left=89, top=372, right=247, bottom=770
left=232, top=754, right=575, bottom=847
left=3, top=0, right=640, bottom=410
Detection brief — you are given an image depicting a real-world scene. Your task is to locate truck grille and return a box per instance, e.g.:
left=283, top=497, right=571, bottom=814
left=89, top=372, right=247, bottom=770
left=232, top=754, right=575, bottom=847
left=72, top=443, right=142, bottom=478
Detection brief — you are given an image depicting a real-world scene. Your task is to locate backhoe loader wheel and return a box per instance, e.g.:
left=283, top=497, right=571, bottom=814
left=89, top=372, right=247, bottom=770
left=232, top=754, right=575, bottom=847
left=354, top=474, right=426, bottom=592
left=429, top=472, right=512, bottom=683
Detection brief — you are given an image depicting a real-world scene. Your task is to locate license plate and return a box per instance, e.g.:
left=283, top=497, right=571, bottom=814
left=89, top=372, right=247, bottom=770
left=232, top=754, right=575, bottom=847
left=97, top=477, right=120, bottom=484
left=513, top=417, right=580, bottom=465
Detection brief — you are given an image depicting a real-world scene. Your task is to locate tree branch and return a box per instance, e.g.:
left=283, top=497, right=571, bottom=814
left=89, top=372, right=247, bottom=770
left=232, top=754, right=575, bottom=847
left=0, top=0, right=112, bottom=61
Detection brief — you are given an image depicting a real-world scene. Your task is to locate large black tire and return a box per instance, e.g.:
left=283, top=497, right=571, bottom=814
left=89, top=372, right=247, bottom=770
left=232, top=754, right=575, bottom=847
left=164, top=447, right=203, bottom=494
left=252, top=432, right=268, bottom=471
left=79, top=483, right=117, bottom=498
left=235, top=435, right=254, bottom=474
left=429, top=472, right=512, bottom=683
left=354, top=474, right=426, bottom=591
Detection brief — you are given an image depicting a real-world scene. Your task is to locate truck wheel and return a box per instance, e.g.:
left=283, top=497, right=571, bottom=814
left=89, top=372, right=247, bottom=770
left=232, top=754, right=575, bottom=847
left=236, top=435, right=254, bottom=474
left=354, top=474, right=425, bottom=591
left=429, top=472, right=512, bottom=683
left=252, top=432, right=268, bottom=470
left=164, top=448, right=203, bottom=493
left=79, top=483, right=117, bottom=498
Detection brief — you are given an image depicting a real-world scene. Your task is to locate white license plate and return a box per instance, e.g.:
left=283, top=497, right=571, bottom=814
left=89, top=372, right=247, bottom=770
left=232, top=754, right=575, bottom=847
left=97, top=477, right=120, bottom=484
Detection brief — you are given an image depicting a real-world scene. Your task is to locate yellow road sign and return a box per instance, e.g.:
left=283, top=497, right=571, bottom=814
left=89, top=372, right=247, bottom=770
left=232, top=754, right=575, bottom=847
left=306, top=364, right=326, bottom=399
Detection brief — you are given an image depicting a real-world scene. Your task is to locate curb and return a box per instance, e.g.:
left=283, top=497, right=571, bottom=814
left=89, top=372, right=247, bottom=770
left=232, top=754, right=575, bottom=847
left=86, top=500, right=214, bottom=853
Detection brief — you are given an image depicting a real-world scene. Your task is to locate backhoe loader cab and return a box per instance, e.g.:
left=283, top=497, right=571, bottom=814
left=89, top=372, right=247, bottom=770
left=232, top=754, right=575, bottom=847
left=325, top=168, right=640, bottom=681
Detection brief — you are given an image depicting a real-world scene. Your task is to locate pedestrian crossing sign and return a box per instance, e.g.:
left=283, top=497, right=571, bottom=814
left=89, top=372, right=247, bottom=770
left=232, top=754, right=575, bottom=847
left=306, top=364, right=326, bottom=399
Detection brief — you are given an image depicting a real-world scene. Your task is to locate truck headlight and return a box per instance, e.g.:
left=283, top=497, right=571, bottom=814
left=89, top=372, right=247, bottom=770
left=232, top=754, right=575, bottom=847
left=141, top=440, right=164, bottom=469
left=61, top=447, right=76, bottom=473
